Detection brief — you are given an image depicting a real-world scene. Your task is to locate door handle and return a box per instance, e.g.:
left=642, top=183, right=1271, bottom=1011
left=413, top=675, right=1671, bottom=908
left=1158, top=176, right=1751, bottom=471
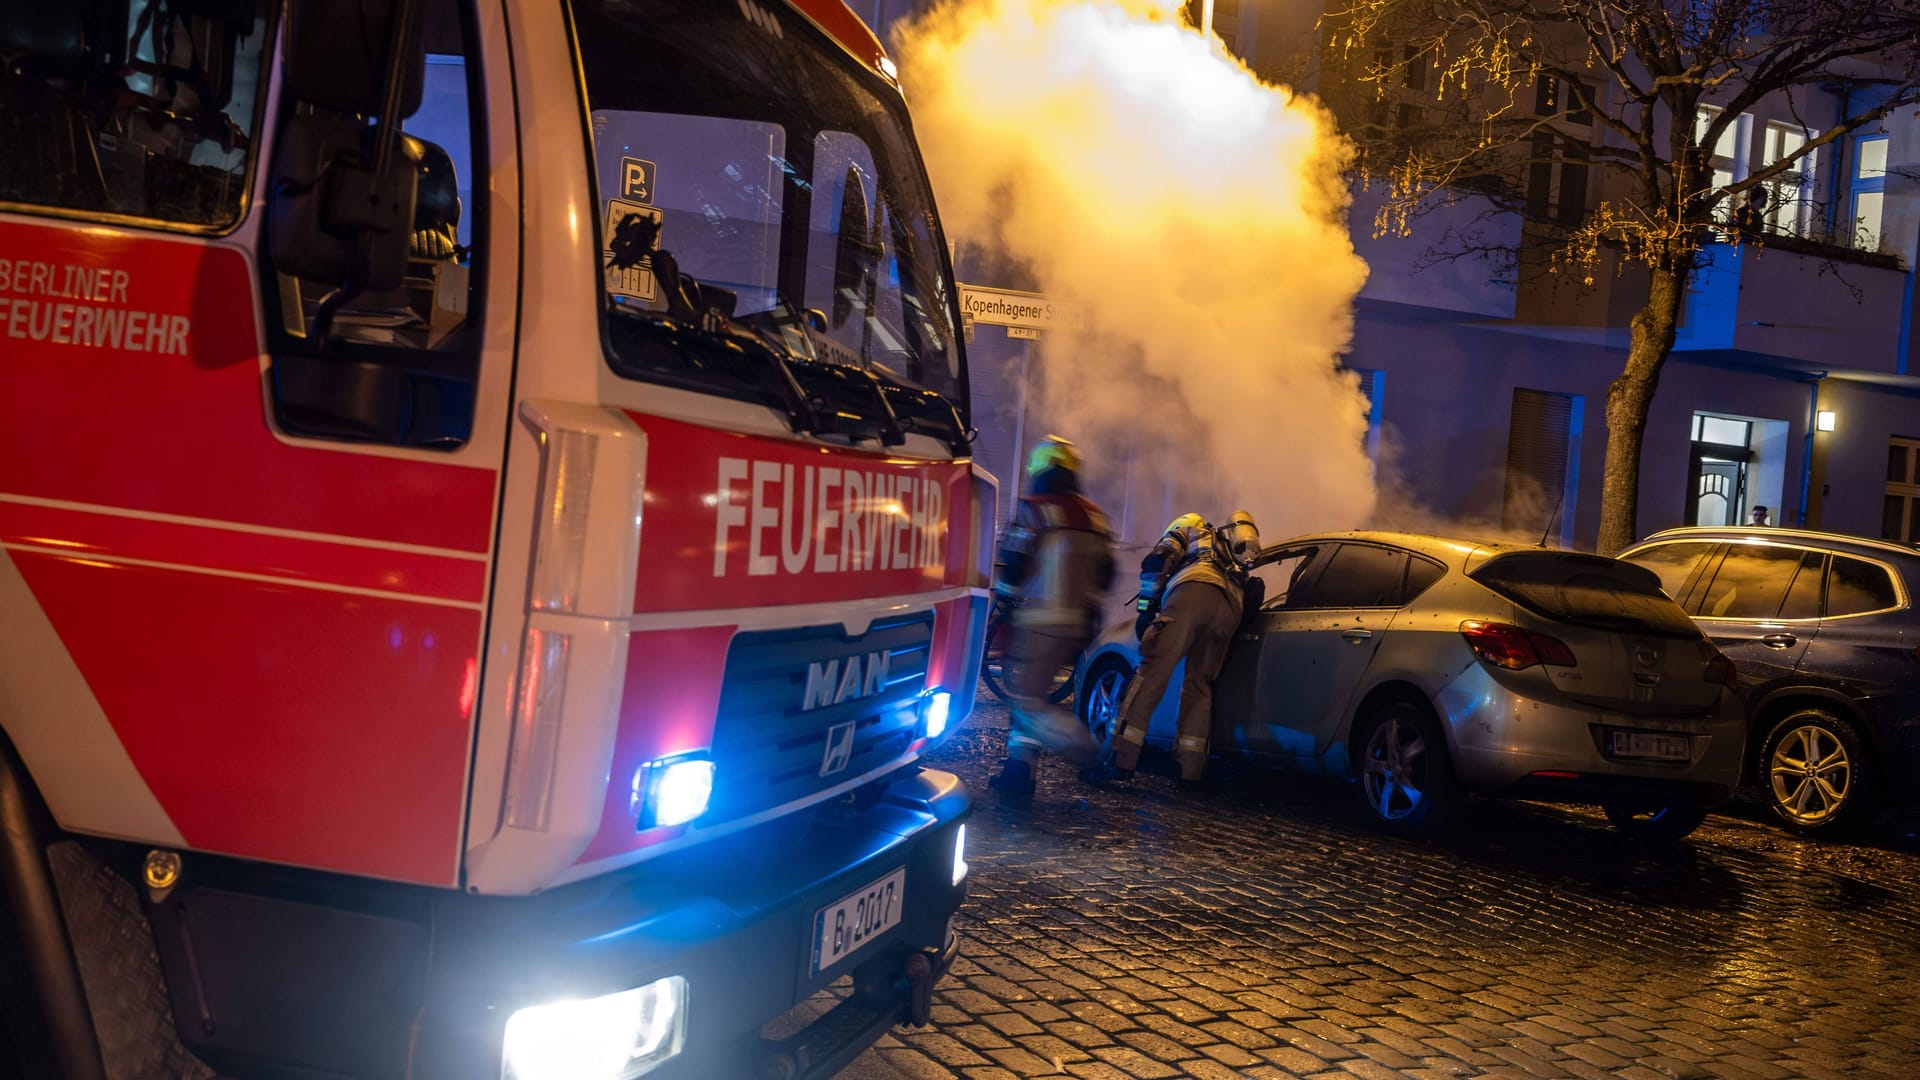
left=1760, top=633, right=1797, bottom=649
left=1341, top=629, right=1374, bottom=643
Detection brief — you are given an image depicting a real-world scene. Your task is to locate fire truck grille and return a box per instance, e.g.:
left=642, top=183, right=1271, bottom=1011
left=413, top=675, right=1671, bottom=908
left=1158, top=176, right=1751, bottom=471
left=706, top=611, right=933, bottom=823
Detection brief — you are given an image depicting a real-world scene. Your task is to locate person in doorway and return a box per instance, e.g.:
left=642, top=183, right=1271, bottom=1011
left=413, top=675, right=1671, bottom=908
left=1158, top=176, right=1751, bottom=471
left=987, top=436, right=1115, bottom=797
left=1085, top=510, right=1261, bottom=787
left=1751, top=505, right=1772, bottom=527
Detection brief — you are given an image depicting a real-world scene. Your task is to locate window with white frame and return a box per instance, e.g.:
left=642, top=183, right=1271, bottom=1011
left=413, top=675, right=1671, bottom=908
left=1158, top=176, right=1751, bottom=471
left=1694, top=106, right=1746, bottom=222
left=1851, top=134, right=1888, bottom=253
left=1760, top=121, right=1814, bottom=237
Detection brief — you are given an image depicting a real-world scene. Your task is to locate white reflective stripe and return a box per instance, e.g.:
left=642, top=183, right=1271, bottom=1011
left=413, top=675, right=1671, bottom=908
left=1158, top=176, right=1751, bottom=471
left=0, top=548, right=187, bottom=846
left=1115, top=725, right=1146, bottom=746
left=1176, top=735, right=1208, bottom=751
left=1007, top=734, right=1046, bottom=749
left=0, top=543, right=483, bottom=611
left=627, top=585, right=982, bottom=635
left=0, top=491, right=489, bottom=561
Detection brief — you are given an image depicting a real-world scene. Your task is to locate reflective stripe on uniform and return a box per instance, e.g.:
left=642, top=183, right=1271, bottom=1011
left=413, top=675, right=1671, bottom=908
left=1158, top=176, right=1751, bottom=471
left=1114, top=724, right=1146, bottom=746
left=1176, top=734, right=1208, bottom=752
left=1007, top=734, right=1046, bottom=751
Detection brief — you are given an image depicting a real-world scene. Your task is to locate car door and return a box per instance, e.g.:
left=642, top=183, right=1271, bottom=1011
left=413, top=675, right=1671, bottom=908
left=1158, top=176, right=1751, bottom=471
left=1682, top=542, right=1823, bottom=686
left=1797, top=554, right=1915, bottom=758
left=1214, top=545, right=1324, bottom=756
left=1240, top=543, right=1412, bottom=767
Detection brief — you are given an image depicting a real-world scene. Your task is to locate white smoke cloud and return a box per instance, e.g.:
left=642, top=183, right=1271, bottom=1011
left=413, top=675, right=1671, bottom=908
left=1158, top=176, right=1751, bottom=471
left=895, top=0, right=1375, bottom=542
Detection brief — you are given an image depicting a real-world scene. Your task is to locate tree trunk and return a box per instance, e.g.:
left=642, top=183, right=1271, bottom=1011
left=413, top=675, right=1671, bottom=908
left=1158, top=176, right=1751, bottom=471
left=1596, top=253, right=1689, bottom=556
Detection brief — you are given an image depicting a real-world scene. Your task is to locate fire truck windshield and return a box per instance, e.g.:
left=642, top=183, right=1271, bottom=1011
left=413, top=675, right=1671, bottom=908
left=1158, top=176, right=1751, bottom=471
left=571, top=0, right=968, bottom=433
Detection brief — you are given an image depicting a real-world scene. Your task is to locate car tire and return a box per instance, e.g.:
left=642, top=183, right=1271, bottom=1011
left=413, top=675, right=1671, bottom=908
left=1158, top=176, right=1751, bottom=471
left=1601, top=800, right=1710, bottom=842
left=1759, top=706, right=1872, bottom=833
left=1354, top=699, right=1459, bottom=836
left=1078, top=655, right=1133, bottom=753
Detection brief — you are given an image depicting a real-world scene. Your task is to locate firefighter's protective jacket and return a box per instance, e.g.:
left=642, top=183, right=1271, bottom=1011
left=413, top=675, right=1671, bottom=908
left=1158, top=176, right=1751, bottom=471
left=1141, top=513, right=1248, bottom=626
left=996, top=470, right=1115, bottom=632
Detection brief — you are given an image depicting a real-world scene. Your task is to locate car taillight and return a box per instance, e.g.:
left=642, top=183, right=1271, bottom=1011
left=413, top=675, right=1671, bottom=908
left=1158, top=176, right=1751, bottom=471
left=1705, top=653, right=1738, bottom=686
left=1459, top=620, right=1577, bottom=670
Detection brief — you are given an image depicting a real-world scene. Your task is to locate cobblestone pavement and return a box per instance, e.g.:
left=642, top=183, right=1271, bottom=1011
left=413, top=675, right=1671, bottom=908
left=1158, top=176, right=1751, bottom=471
left=839, top=693, right=1920, bottom=1079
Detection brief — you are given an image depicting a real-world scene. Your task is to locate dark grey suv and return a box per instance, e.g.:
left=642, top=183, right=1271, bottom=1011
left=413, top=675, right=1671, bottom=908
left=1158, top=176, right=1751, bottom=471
left=1619, top=527, right=1920, bottom=833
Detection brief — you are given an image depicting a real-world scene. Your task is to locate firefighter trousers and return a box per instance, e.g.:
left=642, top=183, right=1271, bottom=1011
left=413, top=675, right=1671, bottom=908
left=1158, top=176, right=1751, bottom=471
left=1109, top=580, right=1240, bottom=781
left=1006, top=626, right=1099, bottom=768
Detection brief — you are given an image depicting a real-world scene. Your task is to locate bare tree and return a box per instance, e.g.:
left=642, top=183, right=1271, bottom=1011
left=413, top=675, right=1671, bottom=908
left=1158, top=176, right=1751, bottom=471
left=1320, top=0, right=1920, bottom=552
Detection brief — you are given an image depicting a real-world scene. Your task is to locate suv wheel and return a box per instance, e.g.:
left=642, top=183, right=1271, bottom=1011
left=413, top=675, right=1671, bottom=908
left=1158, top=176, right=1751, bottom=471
left=1760, top=706, right=1872, bottom=833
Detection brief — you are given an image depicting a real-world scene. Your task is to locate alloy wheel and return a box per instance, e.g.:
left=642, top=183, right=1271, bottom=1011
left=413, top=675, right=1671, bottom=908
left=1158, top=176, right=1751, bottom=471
left=1084, top=664, right=1128, bottom=747
left=1362, top=714, right=1427, bottom=821
left=1768, top=721, right=1853, bottom=827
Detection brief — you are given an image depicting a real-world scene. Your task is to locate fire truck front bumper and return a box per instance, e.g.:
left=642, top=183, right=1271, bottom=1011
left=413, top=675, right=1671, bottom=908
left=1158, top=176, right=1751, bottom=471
left=417, top=766, right=971, bottom=1080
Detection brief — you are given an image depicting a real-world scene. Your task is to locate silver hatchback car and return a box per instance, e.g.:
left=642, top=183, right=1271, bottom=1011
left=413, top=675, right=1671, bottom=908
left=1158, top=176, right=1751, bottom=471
left=1076, top=532, right=1748, bottom=839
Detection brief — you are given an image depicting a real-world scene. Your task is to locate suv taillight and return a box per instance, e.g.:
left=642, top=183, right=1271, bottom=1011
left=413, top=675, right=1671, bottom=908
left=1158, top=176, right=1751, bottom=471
left=1459, top=620, right=1577, bottom=670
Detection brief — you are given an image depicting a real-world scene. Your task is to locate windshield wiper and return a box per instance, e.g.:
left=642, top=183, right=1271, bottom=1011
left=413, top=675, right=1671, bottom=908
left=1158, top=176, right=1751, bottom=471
left=604, top=228, right=819, bottom=436
left=604, top=305, right=819, bottom=437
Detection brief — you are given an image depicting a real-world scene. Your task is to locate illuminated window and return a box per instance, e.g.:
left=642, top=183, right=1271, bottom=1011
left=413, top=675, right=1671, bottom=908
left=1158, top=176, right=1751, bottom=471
left=1761, top=121, right=1815, bottom=238
left=1694, top=106, right=1749, bottom=222
left=1851, top=135, right=1888, bottom=253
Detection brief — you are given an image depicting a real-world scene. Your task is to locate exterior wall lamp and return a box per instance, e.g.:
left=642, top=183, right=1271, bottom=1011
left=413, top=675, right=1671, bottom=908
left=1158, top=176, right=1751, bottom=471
left=1816, top=411, right=1838, bottom=432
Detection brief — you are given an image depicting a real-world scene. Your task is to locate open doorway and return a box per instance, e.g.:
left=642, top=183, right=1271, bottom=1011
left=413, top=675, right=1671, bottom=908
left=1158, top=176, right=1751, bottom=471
left=1684, top=413, right=1755, bottom=526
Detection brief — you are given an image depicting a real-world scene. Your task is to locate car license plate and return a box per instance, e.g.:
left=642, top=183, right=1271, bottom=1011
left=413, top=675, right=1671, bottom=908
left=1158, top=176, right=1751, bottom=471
left=810, top=867, right=906, bottom=975
left=1609, top=730, right=1691, bottom=761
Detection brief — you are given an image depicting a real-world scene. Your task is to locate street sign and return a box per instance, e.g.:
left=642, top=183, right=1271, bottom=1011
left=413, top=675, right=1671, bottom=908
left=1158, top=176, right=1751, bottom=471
left=604, top=198, right=661, bottom=301
left=957, top=284, right=1084, bottom=333
left=1007, top=326, right=1039, bottom=340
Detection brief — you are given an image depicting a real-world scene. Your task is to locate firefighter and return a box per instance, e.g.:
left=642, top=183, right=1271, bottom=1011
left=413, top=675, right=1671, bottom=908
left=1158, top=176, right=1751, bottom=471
left=987, top=436, right=1115, bottom=797
left=1085, top=510, right=1261, bottom=786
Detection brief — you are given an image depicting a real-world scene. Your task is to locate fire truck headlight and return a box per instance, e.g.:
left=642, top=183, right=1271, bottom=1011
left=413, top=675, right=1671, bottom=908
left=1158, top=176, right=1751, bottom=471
left=503, top=975, right=687, bottom=1080
left=636, top=756, right=714, bottom=830
left=951, top=823, right=968, bottom=886
left=922, top=690, right=952, bottom=740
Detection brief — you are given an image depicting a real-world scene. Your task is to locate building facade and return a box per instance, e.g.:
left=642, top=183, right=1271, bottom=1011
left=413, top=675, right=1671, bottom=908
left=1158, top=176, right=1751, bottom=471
left=873, top=1, right=1920, bottom=550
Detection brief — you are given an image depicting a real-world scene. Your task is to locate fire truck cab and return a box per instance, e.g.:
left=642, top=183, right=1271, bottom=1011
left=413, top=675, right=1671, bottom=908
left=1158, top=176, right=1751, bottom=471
left=0, top=1, right=992, bottom=1077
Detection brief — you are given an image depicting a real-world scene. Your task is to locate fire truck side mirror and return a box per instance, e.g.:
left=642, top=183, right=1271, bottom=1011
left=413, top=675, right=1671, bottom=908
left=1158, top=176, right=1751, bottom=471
left=284, top=0, right=426, bottom=118
left=269, top=0, right=428, bottom=300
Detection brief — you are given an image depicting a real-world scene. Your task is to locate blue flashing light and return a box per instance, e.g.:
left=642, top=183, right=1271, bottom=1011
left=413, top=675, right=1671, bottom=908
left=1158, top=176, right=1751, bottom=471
left=923, top=691, right=953, bottom=739
left=638, top=757, right=714, bottom=829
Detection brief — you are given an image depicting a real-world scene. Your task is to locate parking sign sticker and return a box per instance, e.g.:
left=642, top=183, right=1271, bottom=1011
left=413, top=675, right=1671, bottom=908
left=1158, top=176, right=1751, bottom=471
left=620, top=157, right=656, bottom=204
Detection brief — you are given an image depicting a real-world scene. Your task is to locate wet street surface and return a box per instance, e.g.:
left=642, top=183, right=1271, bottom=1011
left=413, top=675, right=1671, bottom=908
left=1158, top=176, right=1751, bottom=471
left=841, top=693, right=1920, bottom=1078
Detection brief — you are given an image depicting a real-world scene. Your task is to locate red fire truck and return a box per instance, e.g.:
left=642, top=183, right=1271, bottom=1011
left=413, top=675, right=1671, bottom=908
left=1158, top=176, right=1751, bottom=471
left=0, top=1, right=992, bottom=1076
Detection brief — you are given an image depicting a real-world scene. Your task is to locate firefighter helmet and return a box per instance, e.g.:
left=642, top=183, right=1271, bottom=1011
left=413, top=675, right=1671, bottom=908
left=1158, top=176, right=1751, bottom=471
left=1026, top=435, right=1082, bottom=478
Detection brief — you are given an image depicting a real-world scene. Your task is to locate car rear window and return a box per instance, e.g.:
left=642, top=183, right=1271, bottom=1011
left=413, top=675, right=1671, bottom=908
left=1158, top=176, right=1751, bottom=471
left=1621, top=541, right=1718, bottom=603
left=1695, top=545, right=1805, bottom=619
left=1302, top=544, right=1408, bottom=608
left=1829, top=556, right=1901, bottom=615
left=1471, top=552, right=1699, bottom=637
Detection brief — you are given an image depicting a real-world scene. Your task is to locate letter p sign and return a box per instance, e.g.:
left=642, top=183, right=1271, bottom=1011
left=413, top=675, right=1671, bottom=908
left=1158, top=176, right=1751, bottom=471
left=621, top=157, right=656, bottom=204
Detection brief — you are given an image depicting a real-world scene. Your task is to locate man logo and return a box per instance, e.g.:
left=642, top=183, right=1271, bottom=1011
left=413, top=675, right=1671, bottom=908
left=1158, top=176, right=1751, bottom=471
left=820, top=721, right=856, bottom=776
left=802, top=651, right=891, bottom=711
